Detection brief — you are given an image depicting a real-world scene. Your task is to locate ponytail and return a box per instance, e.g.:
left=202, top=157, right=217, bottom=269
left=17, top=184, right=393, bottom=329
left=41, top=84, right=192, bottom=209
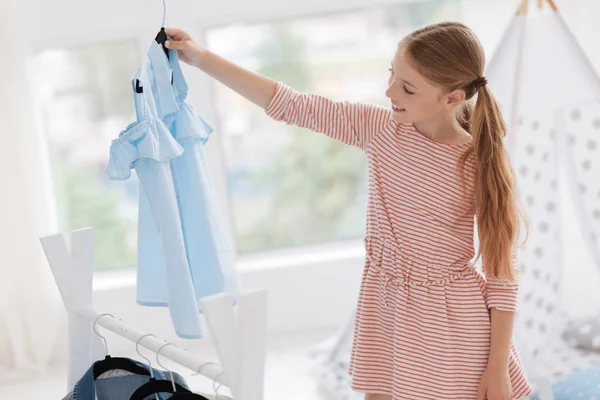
left=457, top=86, right=529, bottom=281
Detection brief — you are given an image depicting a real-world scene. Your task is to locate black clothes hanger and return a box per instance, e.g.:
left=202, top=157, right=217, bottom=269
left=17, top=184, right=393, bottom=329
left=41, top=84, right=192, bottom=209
left=129, top=378, right=207, bottom=400
left=136, top=0, right=173, bottom=94
left=170, top=390, right=212, bottom=399
left=156, top=0, right=169, bottom=60
left=131, top=342, right=209, bottom=400
left=93, top=355, right=151, bottom=380
left=156, top=26, right=169, bottom=60
left=92, top=314, right=151, bottom=380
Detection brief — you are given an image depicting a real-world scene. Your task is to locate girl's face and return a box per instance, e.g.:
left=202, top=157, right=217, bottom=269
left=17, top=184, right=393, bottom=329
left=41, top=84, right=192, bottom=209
left=386, top=47, right=462, bottom=124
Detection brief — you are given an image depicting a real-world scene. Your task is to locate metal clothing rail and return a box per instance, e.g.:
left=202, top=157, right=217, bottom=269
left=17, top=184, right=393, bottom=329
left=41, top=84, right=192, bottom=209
left=78, top=306, right=227, bottom=386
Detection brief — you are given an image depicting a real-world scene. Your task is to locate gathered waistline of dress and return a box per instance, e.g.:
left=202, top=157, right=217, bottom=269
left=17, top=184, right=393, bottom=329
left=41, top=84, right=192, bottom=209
left=364, top=233, right=477, bottom=288
left=371, top=261, right=476, bottom=287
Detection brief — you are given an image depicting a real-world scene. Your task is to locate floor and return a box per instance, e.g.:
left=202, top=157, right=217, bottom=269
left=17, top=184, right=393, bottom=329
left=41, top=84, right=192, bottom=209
left=0, top=328, right=343, bottom=399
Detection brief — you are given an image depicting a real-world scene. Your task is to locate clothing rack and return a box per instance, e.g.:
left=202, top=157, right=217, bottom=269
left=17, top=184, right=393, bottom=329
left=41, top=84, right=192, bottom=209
left=75, top=306, right=227, bottom=385
left=40, top=227, right=268, bottom=400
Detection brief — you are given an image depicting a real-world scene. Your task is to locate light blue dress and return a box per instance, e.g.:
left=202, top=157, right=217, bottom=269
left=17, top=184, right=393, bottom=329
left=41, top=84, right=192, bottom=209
left=106, top=39, right=241, bottom=338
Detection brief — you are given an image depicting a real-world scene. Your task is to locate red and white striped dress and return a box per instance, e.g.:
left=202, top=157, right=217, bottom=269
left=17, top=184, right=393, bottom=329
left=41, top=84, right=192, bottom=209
left=265, top=81, right=533, bottom=400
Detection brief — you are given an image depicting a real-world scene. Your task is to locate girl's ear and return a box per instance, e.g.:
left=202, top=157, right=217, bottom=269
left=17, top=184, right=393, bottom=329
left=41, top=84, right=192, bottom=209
left=446, top=89, right=465, bottom=108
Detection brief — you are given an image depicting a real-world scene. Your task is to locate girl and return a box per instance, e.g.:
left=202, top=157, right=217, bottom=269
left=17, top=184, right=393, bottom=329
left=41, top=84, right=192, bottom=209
left=164, top=21, right=532, bottom=400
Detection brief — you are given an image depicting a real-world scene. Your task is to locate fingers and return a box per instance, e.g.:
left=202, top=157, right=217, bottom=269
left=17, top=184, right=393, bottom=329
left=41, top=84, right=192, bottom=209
left=164, top=40, right=187, bottom=50
left=164, top=27, right=191, bottom=41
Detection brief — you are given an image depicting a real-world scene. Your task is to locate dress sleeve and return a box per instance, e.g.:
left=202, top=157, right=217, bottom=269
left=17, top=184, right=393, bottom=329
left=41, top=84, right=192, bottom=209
left=264, top=81, right=391, bottom=151
left=485, top=245, right=520, bottom=313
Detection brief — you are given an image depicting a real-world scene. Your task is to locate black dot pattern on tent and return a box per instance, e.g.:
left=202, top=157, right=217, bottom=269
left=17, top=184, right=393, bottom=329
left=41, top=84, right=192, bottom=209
left=526, top=195, right=535, bottom=206
left=526, top=144, right=535, bottom=154
left=526, top=318, right=534, bottom=329
left=511, top=113, right=563, bottom=361
left=563, top=104, right=600, bottom=254
left=536, top=247, right=545, bottom=258
left=499, top=107, right=600, bottom=379
left=519, top=165, right=528, bottom=176
left=520, top=264, right=527, bottom=277
left=536, top=297, right=544, bottom=307
left=582, top=160, right=591, bottom=170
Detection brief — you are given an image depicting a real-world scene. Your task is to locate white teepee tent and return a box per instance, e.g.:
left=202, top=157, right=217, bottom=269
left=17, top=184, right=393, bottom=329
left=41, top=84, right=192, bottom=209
left=488, top=0, right=600, bottom=387
left=311, top=1, right=600, bottom=399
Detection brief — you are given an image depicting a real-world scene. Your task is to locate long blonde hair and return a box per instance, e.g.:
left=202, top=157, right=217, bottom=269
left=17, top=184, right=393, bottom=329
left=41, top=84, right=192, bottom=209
left=400, top=22, right=529, bottom=281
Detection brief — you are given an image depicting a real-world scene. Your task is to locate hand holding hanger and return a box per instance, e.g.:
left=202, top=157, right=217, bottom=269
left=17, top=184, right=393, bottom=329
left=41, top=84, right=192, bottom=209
left=163, top=28, right=206, bottom=68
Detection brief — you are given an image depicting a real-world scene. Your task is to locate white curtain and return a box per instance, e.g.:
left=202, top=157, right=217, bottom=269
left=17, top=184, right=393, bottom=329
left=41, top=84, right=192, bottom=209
left=0, top=0, right=63, bottom=381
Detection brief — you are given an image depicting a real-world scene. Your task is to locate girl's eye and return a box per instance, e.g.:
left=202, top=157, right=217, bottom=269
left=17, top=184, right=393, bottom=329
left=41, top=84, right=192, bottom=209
left=403, top=85, right=414, bottom=95
left=388, top=67, right=393, bottom=74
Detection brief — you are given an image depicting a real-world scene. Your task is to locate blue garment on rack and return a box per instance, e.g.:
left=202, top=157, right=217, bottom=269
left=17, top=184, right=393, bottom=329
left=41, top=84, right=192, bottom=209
left=106, top=39, right=241, bottom=339
left=63, top=358, right=189, bottom=400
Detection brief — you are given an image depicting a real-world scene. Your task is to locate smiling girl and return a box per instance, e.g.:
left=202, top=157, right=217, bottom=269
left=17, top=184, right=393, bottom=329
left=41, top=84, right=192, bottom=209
left=165, top=21, right=532, bottom=400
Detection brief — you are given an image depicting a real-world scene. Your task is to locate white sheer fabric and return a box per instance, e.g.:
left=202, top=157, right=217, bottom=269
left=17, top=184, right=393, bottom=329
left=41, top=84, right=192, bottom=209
left=0, top=0, right=62, bottom=381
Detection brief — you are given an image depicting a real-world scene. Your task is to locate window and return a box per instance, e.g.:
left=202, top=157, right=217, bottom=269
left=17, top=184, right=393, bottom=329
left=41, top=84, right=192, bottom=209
left=35, top=41, right=142, bottom=270
left=206, top=0, right=460, bottom=253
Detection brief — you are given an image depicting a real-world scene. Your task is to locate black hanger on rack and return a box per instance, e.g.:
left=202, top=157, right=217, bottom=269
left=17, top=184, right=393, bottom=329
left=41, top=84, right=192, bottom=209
left=91, top=314, right=151, bottom=380
left=129, top=342, right=209, bottom=400
left=129, top=379, right=199, bottom=400
left=136, top=0, right=173, bottom=94
left=93, top=357, right=151, bottom=380
left=170, top=390, right=212, bottom=399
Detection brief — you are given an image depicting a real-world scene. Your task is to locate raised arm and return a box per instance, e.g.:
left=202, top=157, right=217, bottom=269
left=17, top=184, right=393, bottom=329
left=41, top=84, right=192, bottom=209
left=165, top=28, right=279, bottom=109
left=263, top=81, right=391, bottom=150
left=191, top=46, right=278, bottom=111
left=164, top=29, right=391, bottom=151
